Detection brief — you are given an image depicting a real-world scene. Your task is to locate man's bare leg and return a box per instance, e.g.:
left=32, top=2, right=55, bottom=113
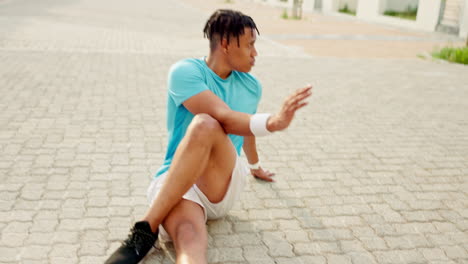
left=163, top=199, right=208, bottom=264
left=143, top=113, right=237, bottom=232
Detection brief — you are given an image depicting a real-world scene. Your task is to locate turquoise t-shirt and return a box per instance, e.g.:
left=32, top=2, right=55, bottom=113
left=155, top=58, right=262, bottom=178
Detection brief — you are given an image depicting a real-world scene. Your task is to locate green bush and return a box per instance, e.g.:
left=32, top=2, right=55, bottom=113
left=281, top=9, right=289, bottom=19
left=432, top=46, right=468, bottom=65
left=339, top=4, right=356, bottom=16
left=384, top=6, right=417, bottom=20
left=281, top=9, right=301, bottom=20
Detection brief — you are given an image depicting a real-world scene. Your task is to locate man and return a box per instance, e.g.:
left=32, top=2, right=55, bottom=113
left=106, top=9, right=312, bottom=264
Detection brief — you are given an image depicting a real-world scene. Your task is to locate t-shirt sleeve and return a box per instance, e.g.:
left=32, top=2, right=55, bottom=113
left=167, top=60, right=209, bottom=107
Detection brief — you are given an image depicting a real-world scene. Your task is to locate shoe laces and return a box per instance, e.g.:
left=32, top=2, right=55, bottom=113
left=123, top=227, right=156, bottom=256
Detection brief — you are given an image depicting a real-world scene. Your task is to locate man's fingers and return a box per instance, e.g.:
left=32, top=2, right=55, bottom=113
left=290, top=87, right=312, bottom=100
left=296, top=87, right=313, bottom=100
left=285, top=86, right=312, bottom=104
left=255, top=174, right=274, bottom=182
left=253, top=170, right=276, bottom=182
left=293, top=102, right=308, bottom=111
left=287, top=87, right=312, bottom=107
left=293, top=92, right=312, bottom=106
left=285, top=92, right=311, bottom=113
left=285, top=98, right=308, bottom=113
left=294, top=85, right=312, bottom=97
left=296, top=85, right=312, bottom=93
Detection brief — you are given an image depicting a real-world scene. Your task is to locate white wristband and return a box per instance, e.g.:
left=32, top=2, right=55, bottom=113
left=248, top=161, right=260, bottom=170
left=249, top=113, right=272, bottom=137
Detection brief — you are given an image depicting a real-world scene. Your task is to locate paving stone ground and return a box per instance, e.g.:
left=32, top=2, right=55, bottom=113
left=0, top=0, right=467, bottom=263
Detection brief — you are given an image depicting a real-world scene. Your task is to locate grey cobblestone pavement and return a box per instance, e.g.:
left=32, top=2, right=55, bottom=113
left=0, top=0, right=467, bottom=263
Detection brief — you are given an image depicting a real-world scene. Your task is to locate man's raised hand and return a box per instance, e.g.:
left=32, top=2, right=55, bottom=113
left=267, top=85, right=312, bottom=132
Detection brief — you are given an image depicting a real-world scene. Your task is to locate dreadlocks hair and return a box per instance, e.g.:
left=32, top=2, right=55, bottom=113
left=203, top=9, right=259, bottom=51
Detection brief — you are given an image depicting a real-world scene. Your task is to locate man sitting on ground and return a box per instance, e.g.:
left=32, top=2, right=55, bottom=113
left=106, top=9, right=312, bottom=264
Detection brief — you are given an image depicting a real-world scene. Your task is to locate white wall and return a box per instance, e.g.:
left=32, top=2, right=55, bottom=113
left=265, top=0, right=293, bottom=8
left=322, top=0, right=339, bottom=12
left=459, top=0, right=468, bottom=38
left=303, top=0, right=317, bottom=12
left=416, top=0, right=443, bottom=31
left=357, top=0, right=384, bottom=18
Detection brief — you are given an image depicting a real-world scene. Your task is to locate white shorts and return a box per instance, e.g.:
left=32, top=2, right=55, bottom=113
left=146, top=156, right=248, bottom=241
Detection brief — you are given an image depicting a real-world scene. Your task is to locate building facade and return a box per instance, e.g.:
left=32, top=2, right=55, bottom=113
left=260, top=0, right=468, bottom=39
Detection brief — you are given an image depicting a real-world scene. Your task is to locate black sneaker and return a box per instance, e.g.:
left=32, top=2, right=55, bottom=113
left=105, top=221, right=159, bottom=264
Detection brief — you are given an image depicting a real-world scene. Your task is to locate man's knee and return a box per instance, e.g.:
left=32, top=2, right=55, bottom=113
left=174, top=221, right=206, bottom=246
left=187, top=114, right=223, bottom=140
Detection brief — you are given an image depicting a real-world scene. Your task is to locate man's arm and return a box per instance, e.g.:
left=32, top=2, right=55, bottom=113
left=183, top=85, right=312, bottom=136
left=243, top=136, right=275, bottom=182
left=243, top=136, right=259, bottom=165
left=183, top=90, right=252, bottom=136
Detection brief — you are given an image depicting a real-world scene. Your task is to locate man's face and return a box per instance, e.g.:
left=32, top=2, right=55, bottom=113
left=226, top=27, right=257, bottom=73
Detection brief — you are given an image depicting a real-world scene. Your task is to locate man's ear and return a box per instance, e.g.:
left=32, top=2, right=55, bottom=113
left=220, top=38, right=229, bottom=54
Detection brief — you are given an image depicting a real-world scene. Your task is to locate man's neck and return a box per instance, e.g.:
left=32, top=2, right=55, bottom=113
left=205, top=53, right=232, bottom=80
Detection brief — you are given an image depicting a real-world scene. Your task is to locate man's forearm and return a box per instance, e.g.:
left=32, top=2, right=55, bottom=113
left=183, top=85, right=312, bottom=137
left=242, top=136, right=259, bottom=164
left=217, top=110, right=276, bottom=136
left=216, top=110, right=253, bottom=136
